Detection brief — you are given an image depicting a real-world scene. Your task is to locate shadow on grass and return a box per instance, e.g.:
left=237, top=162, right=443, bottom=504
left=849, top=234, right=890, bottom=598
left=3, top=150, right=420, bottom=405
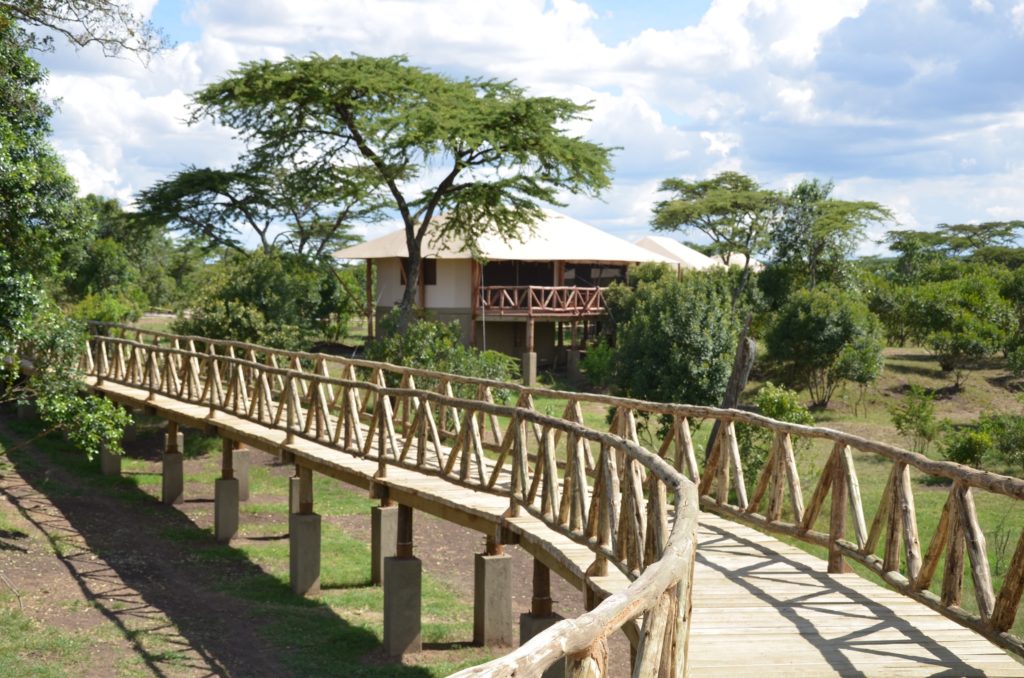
left=0, top=413, right=434, bottom=678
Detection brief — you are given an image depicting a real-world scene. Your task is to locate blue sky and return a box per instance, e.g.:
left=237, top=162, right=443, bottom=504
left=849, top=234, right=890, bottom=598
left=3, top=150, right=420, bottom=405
left=36, top=0, right=1024, bottom=253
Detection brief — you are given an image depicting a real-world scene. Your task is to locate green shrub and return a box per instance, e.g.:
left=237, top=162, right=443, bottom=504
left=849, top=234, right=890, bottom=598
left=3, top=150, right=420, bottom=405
left=365, top=311, right=518, bottom=401
left=977, top=414, right=1024, bottom=473
left=766, top=286, right=884, bottom=408
left=942, top=429, right=993, bottom=468
left=68, top=289, right=145, bottom=323
left=603, top=267, right=740, bottom=406
left=888, top=386, right=939, bottom=455
left=580, top=341, right=615, bottom=387
left=736, top=382, right=813, bottom=480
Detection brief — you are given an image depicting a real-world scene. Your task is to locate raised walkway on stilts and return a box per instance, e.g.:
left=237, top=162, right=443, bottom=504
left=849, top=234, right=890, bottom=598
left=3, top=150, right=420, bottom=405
left=76, top=324, right=1024, bottom=677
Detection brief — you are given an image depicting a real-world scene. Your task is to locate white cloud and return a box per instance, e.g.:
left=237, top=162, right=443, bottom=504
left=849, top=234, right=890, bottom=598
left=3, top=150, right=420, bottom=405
left=33, top=0, right=1024, bottom=248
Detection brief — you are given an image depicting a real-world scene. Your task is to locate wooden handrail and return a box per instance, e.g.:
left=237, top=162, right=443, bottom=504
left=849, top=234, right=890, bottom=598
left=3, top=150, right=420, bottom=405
left=478, top=285, right=607, bottom=316
left=82, top=328, right=700, bottom=676
left=85, top=322, right=1024, bottom=663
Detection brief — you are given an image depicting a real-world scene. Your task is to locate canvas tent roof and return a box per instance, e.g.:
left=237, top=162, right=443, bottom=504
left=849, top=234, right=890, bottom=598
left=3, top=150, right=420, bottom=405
left=333, top=210, right=674, bottom=264
left=634, top=235, right=718, bottom=270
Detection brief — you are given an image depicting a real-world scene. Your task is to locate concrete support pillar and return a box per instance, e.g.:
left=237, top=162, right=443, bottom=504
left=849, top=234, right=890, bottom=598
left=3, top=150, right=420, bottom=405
left=289, top=465, right=321, bottom=596
left=162, top=423, right=184, bottom=505
left=214, top=437, right=239, bottom=543
left=474, top=538, right=513, bottom=647
left=383, top=504, right=421, bottom=656
left=520, top=559, right=565, bottom=678
left=521, top=352, right=538, bottom=387
left=371, top=501, right=398, bottom=585
left=99, top=445, right=121, bottom=477
left=567, top=349, right=582, bottom=381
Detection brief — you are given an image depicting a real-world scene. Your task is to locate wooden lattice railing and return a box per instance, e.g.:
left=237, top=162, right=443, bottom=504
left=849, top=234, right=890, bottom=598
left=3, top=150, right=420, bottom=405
left=82, top=324, right=699, bottom=677
left=85, top=323, right=1024, bottom=665
left=478, top=285, right=606, bottom=317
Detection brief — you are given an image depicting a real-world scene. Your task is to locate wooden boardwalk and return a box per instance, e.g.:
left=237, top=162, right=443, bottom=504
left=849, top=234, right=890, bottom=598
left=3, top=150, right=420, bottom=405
left=90, top=377, right=1024, bottom=677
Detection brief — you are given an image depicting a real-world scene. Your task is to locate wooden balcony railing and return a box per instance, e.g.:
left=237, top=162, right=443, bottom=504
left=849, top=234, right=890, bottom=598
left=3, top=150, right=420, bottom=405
left=478, top=285, right=606, bottom=317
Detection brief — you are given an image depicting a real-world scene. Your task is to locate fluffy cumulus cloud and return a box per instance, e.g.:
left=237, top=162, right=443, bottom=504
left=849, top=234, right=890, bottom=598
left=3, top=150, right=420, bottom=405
left=33, top=0, right=1024, bottom=251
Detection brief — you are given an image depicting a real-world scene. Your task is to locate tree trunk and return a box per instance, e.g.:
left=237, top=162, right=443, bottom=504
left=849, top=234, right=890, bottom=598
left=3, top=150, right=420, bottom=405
left=397, top=230, right=423, bottom=333
left=704, top=327, right=756, bottom=462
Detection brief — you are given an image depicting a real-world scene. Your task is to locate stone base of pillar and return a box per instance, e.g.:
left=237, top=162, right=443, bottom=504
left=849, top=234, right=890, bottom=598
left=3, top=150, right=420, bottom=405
left=235, top=448, right=250, bottom=502
left=566, top=350, right=582, bottom=381
left=521, top=351, right=538, bottom=386
left=289, top=512, right=321, bottom=596
left=474, top=552, right=513, bottom=646
left=214, top=477, right=239, bottom=543
left=161, top=452, right=184, bottom=504
left=520, top=612, right=567, bottom=678
left=99, top=446, right=121, bottom=476
left=371, top=505, right=398, bottom=585
left=383, top=556, right=422, bottom=656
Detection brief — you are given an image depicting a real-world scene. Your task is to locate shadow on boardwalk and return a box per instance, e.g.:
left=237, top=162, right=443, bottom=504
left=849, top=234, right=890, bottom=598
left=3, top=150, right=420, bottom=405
left=0, top=413, right=435, bottom=678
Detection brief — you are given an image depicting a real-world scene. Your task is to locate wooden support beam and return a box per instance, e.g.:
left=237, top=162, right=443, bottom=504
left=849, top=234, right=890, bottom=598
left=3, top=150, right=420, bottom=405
left=532, top=559, right=553, bottom=618
left=221, top=436, right=234, bottom=480
left=366, top=260, right=375, bottom=340
left=397, top=504, right=414, bottom=559
left=298, top=465, right=314, bottom=515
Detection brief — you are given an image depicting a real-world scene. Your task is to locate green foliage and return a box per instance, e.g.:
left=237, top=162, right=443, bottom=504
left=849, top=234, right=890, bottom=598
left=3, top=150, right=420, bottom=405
left=976, top=414, right=1024, bottom=473
left=888, top=386, right=939, bottom=455
left=905, top=273, right=1013, bottom=386
left=942, top=429, right=993, bottom=468
left=736, top=382, right=813, bottom=479
left=67, top=290, right=144, bottom=323
left=602, top=268, right=740, bottom=405
left=190, top=53, right=614, bottom=325
left=763, top=178, right=891, bottom=308
left=652, top=171, right=782, bottom=302
left=766, top=286, right=884, bottom=408
left=0, top=19, right=126, bottom=458
left=579, top=341, right=615, bottom=387
left=172, top=250, right=346, bottom=351
left=365, top=311, right=517, bottom=400
left=0, top=18, right=88, bottom=279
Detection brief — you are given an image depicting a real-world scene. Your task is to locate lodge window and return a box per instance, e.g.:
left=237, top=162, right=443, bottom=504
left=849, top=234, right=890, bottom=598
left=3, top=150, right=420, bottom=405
left=563, top=264, right=626, bottom=287
left=400, top=258, right=437, bottom=286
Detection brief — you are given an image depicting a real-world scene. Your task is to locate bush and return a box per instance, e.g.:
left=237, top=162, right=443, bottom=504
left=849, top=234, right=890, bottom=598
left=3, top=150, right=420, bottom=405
left=580, top=341, right=615, bottom=387
left=942, top=429, right=993, bottom=468
left=603, top=267, right=740, bottom=405
left=888, top=386, right=939, bottom=455
left=977, top=414, right=1024, bottom=473
left=173, top=250, right=349, bottom=350
left=906, top=274, right=1013, bottom=387
left=736, top=382, right=813, bottom=479
left=365, top=311, right=518, bottom=401
left=766, top=286, right=884, bottom=408
left=68, top=289, right=145, bottom=323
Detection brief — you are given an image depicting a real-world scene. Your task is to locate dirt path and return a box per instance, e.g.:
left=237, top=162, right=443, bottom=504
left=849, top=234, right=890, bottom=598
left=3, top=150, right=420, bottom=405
left=0, top=414, right=630, bottom=677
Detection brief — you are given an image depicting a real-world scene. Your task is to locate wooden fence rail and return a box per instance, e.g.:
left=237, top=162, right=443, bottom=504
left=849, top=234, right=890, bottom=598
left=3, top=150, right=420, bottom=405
left=86, top=323, right=1024, bottom=663
left=478, top=285, right=606, bottom=316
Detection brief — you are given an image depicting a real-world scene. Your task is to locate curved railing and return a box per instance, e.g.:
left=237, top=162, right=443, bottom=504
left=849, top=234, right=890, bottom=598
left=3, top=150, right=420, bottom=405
left=82, top=325, right=699, bottom=676
left=86, top=323, right=1024, bottom=662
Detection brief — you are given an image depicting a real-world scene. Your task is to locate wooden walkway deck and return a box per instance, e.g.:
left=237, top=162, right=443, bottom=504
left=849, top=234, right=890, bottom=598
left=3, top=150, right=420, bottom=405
left=89, top=377, right=1024, bottom=676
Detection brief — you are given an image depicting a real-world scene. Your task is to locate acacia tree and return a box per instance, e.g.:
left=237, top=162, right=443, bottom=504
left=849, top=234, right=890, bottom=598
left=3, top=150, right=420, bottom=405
left=137, top=157, right=374, bottom=260
left=651, top=171, right=783, bottom=305
left=190, top=54, right=614, bottom=329
left=771, top=179, right=892, bottom=290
